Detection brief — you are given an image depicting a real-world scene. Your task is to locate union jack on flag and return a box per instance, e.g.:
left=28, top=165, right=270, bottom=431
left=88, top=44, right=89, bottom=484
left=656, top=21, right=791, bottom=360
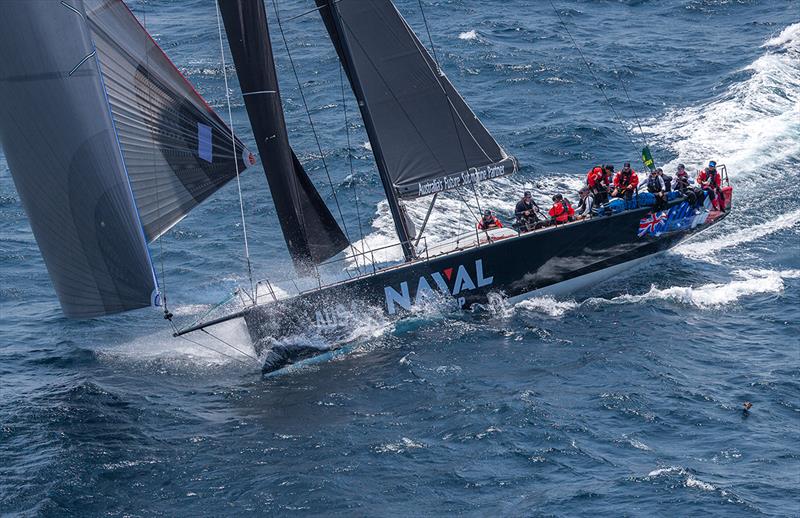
left=638, top=211, right=668, bottom=237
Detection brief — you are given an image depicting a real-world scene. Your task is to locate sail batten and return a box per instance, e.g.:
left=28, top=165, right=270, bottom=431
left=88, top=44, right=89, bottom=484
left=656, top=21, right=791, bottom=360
left=219, top=0, right=349, bottom=269
left=85, top=0, right=251, bottom=242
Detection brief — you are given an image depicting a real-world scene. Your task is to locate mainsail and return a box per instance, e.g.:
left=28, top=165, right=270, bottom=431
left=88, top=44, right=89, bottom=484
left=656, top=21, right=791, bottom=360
left=0, top=1, right=158, bottom=317
left=315, top=0, right=517, bottom=201
left=85, top=0, right=251, bottom=241
left=219, top=0, right=349, bottom=268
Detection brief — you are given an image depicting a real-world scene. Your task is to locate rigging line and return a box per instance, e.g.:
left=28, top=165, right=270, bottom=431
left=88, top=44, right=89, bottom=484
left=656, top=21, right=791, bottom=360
left=199, top=329, right=260, bottom=363
left=415, top=0, right=481, bottom=218
left=142, top=1, right=169, bottom=316
left=143, top=1, right=170, bottom=317
left=547, top=0, right=641, bottom=157
left=215, top=0, right=255, bottom=298
left=282, top=0, right=341, bottom=23
left=270, top=0, right=361, bottom=259
left=398, top=10, right=496, bottom=165
left=176, top=334, right=256, bottom=366
left=615, top=69, right=650, bottom=148
left=339, top=65, right=369, bottom=271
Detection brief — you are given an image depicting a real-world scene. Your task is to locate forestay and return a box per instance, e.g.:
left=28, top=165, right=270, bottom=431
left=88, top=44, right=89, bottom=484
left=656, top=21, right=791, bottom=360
left=315, top=0, right=517, bottom=200
left=85, top=0, right=251, bottom=241
left=0, top=0, right=158, bottom=317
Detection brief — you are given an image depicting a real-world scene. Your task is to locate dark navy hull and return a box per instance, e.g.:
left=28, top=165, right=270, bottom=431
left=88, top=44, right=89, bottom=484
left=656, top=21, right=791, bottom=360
left=241, top=198, right=729, bottom=372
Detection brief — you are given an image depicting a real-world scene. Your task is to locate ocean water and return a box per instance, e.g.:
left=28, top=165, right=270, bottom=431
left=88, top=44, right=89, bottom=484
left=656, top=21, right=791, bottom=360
left=1, top=0, right=799, bottom=515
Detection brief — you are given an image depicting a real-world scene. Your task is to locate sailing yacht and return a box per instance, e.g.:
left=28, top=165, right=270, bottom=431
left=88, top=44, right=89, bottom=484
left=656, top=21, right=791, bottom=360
left=0, top=0, right=731, bottom=374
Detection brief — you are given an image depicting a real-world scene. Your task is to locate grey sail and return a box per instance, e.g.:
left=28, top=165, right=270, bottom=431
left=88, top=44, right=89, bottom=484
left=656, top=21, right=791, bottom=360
left=315, top=0, right=517, bottom=200
left=219, top=0, right=349, bottom=268
left=0, top=0, right=158, bottom=317
left=85, top=0, right=251, bottom=241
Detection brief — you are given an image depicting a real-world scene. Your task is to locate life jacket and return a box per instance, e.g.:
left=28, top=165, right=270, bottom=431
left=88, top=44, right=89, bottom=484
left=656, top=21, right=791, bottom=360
left=587, top=167, right=603, bottom=188
left=477, top=216, right=502, bottom=230
left=615, top=170, right=638, bottom=190
left=699, top=168, right=721, bottom=188
left=674, top=174, right=689, bottom=192
left=646, top=174, right=664, bottom=193
left=549, top=200, right=574, bottom=223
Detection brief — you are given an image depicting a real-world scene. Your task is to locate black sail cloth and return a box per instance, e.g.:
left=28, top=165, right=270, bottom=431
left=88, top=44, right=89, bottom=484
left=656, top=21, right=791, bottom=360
left=315, top=0, right=517, bottom=200
left=219, top=0, right=349, bottom=269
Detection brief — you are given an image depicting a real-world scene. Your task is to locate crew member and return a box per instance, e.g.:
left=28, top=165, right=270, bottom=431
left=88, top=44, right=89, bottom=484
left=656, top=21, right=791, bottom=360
left=514, top=191, right=540, bottom=229
left=673, top=164, right=701, bottom=208
left=657, top=167, right=672, bottom=192
left=576, top=186, right=594, bottom=218
left=612, top=162, right=639, bottom=202
left=587, top=165, right=610, bottom=205
left=646, top=168, right=668, bottom=210
left=477, top=209, right=503, bottom=230
left=698, top=160, right=725, bottom=210
left=548, top=194, right=575, bottom=224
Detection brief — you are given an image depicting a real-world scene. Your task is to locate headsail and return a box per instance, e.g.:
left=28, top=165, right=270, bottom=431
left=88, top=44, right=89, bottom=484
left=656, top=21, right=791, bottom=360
left=315, top=0, right=517, bottom=200
left=0, top=0, right=158, bottom=317
left=219, top=0, right=349, bottom=268
left=85, top=0, right=251, bottom=241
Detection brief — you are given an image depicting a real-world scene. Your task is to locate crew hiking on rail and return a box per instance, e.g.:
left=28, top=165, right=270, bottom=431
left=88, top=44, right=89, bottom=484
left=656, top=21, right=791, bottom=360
left=476, top=159, right=725, bottom=233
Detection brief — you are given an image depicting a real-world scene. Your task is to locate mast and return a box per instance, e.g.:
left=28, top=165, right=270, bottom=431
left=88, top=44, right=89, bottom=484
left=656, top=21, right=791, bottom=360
left=315, top=0, right=516, bottom=262
left=218, top=0, right=349, bottom=270
left=320, top=0, right=417, bottom=261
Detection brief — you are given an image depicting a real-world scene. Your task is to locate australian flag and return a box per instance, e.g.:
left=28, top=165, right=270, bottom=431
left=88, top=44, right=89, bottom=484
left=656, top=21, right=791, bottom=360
left=638, top=211, right=668, bottom=237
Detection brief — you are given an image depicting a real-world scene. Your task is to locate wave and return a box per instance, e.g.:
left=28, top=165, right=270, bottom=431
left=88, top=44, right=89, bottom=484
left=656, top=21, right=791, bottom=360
left=514, top=268, right=798, bottom=316
left=675, top=208, right=800, bottom=258
left=458, top=29, right=478, bottom=41
left=642, top=22, right=800, bottom=177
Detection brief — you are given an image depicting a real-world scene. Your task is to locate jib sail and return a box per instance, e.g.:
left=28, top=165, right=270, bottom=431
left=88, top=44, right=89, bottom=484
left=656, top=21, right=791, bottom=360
left=0, top=0, right=158, bottom=317
left=315, top=0, right=517, bottom=201
left=85, top=0, right=251, bottom=241
left=218, top=0, right=349, bottom=268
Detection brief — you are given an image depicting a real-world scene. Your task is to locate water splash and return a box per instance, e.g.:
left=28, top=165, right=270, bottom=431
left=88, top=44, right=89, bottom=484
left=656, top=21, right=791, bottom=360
left=643, top=22, right=800, bottom=175
left=675, top=208, right=800, bottom=259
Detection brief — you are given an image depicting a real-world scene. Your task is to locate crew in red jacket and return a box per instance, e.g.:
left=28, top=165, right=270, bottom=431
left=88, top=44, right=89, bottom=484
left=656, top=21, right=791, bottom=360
left=587, top=165, right=611, bottom=205
left=586, top=166, right=604, bottom=188
left=612, top=162, right=639, bottom=200
left=697, top=160, right=725, bottom=210
left=477, top=209, right=503, bottom=230
left=548, top=194, right=575, bottom=224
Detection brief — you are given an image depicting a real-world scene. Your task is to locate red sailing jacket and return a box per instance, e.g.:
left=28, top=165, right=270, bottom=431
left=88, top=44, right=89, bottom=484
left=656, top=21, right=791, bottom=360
left=697, top=168, right=722, bottom=188
left=613, top=170, right=639, bottom=191
left=587, top=167, right=604, bottom=189
left=548, top=200, right=575, bottom=223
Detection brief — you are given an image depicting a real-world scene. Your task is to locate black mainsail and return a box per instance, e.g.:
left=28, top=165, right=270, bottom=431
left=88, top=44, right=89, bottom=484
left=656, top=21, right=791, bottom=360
left=0, top=1, right=158, bottom=317
left=315, top=0, right=517, bottom=258
left=218, top=0, right=349, bottom=268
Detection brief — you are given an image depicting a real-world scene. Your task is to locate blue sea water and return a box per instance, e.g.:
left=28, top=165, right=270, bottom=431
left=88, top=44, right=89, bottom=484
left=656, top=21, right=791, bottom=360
left=1, top=0, right=799, bottom=515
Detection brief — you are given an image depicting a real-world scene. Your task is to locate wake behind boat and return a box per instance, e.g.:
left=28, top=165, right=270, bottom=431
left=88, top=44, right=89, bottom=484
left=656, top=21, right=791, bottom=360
left=0, top=0, right=733, bottom=377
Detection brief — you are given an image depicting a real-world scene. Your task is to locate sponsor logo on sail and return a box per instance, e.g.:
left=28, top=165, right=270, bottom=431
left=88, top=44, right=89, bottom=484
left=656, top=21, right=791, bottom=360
left=417, top=162, right=508, bottom=196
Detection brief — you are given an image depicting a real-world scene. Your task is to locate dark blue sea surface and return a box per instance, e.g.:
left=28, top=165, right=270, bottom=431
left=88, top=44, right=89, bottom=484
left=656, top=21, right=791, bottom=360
left=1, top=0, right=799, bottom=515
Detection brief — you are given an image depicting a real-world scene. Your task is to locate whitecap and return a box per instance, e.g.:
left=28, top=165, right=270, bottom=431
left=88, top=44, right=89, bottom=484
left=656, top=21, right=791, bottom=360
left=685, top=476, right=716, bottom=492
left=675, top=209, right=800, bottom=259
left=515, top=295, right=579, bottom=317
left=458, top=29, right=478, bottom=40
